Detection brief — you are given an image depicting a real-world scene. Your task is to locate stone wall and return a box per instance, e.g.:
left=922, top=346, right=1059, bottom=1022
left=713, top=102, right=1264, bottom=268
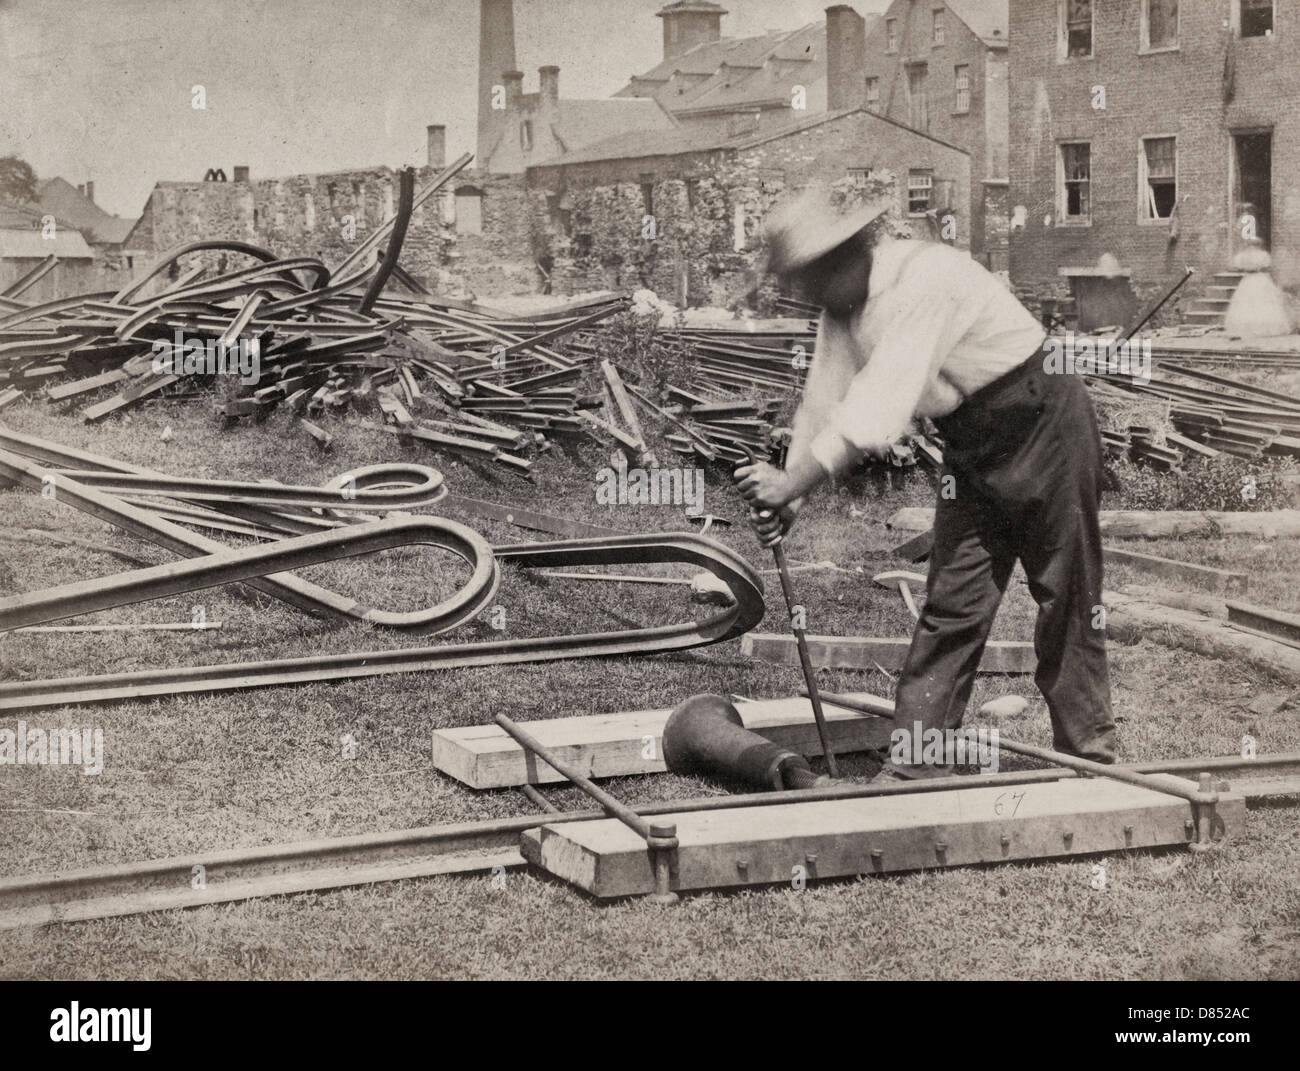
left=528, top=109, right=969, bottom=306
left=129, top=167, right=534, bottom=297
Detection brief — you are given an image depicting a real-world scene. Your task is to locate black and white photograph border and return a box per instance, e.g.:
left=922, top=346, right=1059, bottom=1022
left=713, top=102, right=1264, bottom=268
left=0, top=0, right=1297, bottom=999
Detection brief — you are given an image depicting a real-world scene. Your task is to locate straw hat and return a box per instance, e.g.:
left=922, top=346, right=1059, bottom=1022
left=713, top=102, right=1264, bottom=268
left=763, top=189, right=889, bottom=275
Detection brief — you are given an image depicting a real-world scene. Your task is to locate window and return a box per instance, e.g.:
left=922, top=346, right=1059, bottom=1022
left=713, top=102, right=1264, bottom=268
left=1058, top=142, right=1091, bottom=222
left=1238, top=0, right=1273, bottom=37
left=886, top=18, right=898, bottom=52
left=866, top=77, right=880, bottom=107
left=520, top=121, right=533, bottom=152
left=640, top=180, right=654, bottom=219
left=1140, top=137, right=1177, bottom=219
left=848, top=168, right=872, bottom=188
left=908, top=170, right=933, bottom=215
left=933, top=9, right=945, bottom=45
left=954, top=65, right=970, bottom=113
left=1142, top=0, right=1179, bottom=50
left=454, top=187, right=483, bottom=235
left=1061, top=0, right=1093, bottom=58
left=907, top=65, right=929, bottom=131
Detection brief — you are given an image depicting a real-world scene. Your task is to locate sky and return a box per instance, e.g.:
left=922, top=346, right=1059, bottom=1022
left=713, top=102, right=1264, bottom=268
left=0, top=0, right=887, bottom=220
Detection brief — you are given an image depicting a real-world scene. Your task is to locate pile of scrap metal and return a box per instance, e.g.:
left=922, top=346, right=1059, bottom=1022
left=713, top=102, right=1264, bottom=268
left=5, top=151, right=1296, bottom=480
left=1090, top=363, right=1300, bottom=467
left=0, top=425, right=765, bottom=711
left=0, top=157, right=907, bottom=474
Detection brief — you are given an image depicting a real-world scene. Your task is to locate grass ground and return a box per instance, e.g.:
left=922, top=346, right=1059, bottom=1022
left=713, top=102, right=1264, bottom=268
left=0, top=389, right=1297, bottom=980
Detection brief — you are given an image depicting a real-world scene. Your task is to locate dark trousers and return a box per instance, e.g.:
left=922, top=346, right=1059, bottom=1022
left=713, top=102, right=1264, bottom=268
left=892, top=356, right=1116, bottom=764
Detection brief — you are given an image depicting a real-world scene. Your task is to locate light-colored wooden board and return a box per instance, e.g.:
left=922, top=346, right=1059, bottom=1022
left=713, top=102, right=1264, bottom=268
left=521, top=779, right=1247, bottom=898
left=741, top=634, right=1037, bottom=673
left=431, top=693, right=894, bottom=788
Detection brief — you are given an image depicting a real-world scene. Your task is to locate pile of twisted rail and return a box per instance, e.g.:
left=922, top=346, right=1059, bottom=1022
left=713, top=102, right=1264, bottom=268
left=0, top=425, right=764, bottom=711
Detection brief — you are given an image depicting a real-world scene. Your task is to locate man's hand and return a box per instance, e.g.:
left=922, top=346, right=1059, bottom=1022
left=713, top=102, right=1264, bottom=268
left=734, top=461, right=795, bottom=512
left=749, top=502, right=799, bottom=548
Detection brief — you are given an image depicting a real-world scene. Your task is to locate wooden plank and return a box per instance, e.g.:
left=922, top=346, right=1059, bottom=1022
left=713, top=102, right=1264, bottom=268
left=430, top=693, right=894, bottom=788
left=522, top=779, right=1247, bottom=897
left=1103, top=546, right=1248, bottom=595
left=890, top=529, right=934, bottom=563
left=1105, top=590, right=1300, bottom=682
left=742, top=634, right=1037, bottom=673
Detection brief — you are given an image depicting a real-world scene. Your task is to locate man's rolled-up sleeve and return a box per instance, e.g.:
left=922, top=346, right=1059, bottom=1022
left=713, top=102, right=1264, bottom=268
left=809, top=266, right=976, bottom=474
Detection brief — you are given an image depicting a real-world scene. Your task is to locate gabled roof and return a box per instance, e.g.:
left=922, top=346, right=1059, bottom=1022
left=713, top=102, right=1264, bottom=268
left=670, top=23, right=826, bottom=114
left=550, top=99, right=678, bottom=153
left=35, top=177, right=138, bottom=244
left=619, top=25, right=815, bottom=94
left=530, top=105, right=968, bottom=168
left=944, top=0, right=1008, bottom=48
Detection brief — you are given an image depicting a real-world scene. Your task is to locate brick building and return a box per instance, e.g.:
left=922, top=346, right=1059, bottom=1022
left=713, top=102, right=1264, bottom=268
left=615, top=4, right=881, bottom=139
left=1009, top=0, right=1300, bottom=326
left=860, top=0, right=1011, bottom=267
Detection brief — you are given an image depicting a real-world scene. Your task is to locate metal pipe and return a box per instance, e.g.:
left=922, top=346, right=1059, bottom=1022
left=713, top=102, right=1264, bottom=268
left=519, top=783, right=559, bottom=813
left=494, top=714, right=678, bottom=902
left=734, top=447, right=839, bottom=776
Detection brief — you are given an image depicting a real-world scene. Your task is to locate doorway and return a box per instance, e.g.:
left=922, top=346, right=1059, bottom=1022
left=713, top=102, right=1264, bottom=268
left=1232, top=131, right=1272, bottom=250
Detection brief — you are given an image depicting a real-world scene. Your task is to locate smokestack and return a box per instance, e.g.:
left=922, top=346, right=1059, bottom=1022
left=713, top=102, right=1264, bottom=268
left=478, top=0, right=518, bottom=160
left=77, top=184, right=85, bottom=196
left=539, top=65, right=560, bottom=107
left=232, top=166, right=249, bottom=183
left=426, top=125, right=447, bottom=169
left=503, top=70, right=524, bottom=108
left=825, top=4, right=868, bottom=111
left=84, top=181, right=95, bottom=204
left=656, top=2, right=727, bottom=63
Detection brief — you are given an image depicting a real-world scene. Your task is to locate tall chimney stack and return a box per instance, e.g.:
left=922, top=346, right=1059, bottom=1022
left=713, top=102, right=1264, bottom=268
left=656, top=2, right=727, bottom=62
left=426, top=125, right=447, bottom=169
left=825, top=4, right=868, bottom=111
left=478, top=0, right=519, bottom=162
left=84, top=180, right=95, bottom=204
left=539, top=65, right=560, bottom=108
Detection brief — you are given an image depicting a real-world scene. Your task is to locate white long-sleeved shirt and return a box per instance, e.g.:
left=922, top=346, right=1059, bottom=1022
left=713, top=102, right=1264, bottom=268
left=787, top=237, right=1047, bottom=478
